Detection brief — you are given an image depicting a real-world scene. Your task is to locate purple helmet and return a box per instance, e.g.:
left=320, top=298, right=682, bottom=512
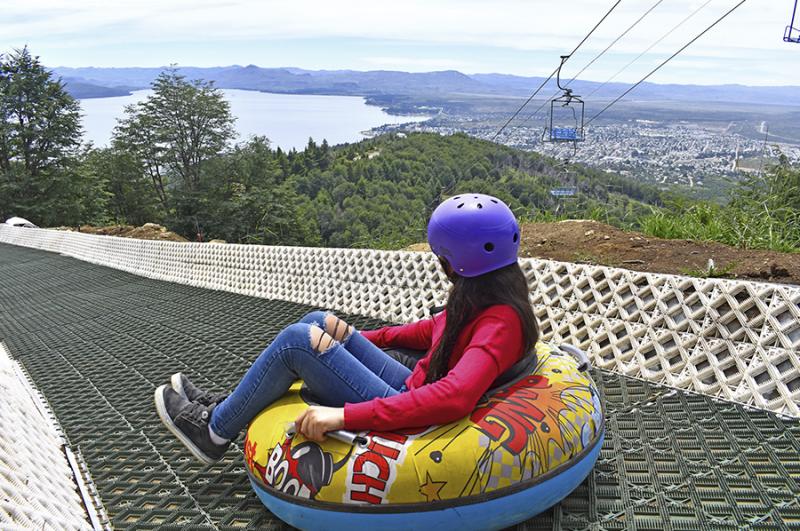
left=427, top=193, right=520, bottom=277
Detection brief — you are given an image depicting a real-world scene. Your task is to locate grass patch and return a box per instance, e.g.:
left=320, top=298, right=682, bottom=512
left=680, top=260, right=738, bottom=279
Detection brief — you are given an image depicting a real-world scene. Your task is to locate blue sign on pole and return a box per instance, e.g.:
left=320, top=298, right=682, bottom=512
left=550, top=187, right=577, bottom=197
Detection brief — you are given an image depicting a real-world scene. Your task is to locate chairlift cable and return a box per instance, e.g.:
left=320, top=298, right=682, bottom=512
left=489, top=0, right=623, bottom=142
left=519, top=0, right=667, bottom=127
left=419, top=0, right=626, bottom=216
left=585, top=0, right=713, bottom=100
left=521, top=0, right=710, bottom=152
left=586, top=0, right=747, bottom=126
left=567, top=0, right=666, bottom=89
left=489, top=66, right=561, bottom=142
left=786, top=0, right=800, bottom=42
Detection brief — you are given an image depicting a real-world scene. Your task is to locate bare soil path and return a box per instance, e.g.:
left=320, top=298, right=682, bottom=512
left=408, top=220, right=800, bottom=285
left=60, top=221, right=800, bottom=285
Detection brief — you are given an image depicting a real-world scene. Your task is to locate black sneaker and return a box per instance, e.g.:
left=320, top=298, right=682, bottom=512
left=154, top=384, right=230, bottom=464
left=170, top=372, right=227, bottom=406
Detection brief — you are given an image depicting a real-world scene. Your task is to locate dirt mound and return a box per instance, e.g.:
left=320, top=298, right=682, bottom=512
left=53, top=220, right=800, bottom=284
left=406, top=220, right=800, bottom=285
left=54, top=223, right=188, bottom=242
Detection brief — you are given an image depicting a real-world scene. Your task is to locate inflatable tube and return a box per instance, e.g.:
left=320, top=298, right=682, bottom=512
left=244, top=343, right=605, bottom=530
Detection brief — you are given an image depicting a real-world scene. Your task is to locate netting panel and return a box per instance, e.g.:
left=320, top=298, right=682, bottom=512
left=1, top=225, right=797, bottom=417
left=0, top=343, right=94, bottom=530
left=0, top=243, right=798, bottom=529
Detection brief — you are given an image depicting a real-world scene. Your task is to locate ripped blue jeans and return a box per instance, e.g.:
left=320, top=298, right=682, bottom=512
left=209, top=311, right=412, bottom=439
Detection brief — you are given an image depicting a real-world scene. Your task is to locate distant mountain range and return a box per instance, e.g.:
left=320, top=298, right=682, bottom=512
left=60, top=77, right=135, bottom=99
left=53, top=65, right=800, bottom=107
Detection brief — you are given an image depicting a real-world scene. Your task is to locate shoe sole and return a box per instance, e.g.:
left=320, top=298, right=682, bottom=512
left=171, top=372, right=187, bottom=399
left=154, top=384, right=216, bottom=465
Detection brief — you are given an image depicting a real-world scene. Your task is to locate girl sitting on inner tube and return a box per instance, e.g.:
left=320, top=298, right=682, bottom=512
left=155, top=194, right=539, bottom=464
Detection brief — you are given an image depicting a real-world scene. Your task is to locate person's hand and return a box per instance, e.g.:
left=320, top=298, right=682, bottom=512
left=294, top=406, right=345, bottom=442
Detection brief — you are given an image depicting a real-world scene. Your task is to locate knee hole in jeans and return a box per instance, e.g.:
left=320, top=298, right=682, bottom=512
left=309, top=325, right=337, bottom=354
left=323, top=314, right=353, bottom=342
left=299, top=310, right=327, bottom=328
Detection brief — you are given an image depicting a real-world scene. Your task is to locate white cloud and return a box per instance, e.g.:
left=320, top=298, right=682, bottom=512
left=2, top=0, right=798, bottom=84
left=3, top=0, right=783, bottom=48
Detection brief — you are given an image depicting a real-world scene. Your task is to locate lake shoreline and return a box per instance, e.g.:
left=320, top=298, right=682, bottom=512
left=79, top=87, right=436, bottom=118
left=78, top=89, right=431, bottom=150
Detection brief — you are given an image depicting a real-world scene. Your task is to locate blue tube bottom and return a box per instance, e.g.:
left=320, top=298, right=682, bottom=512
left=251, top=432, right=604, bottom=531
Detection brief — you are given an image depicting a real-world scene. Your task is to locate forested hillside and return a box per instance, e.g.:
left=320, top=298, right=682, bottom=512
left=73, top=129, right=670, bottom=249
left=274, top=132, right=667, bottom=248
left=3, top=49, right=797, bottom=253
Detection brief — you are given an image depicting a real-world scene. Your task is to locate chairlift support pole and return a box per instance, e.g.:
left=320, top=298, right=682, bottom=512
left=787, top=0, right=800, bottom=42
left=556, top=55, right=570, bottom=93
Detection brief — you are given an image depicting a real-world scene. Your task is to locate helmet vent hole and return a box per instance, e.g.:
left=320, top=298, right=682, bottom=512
left=484, top=242, right=495, bottom=252
left=513, top=232, right=519, bottom=243
left=491, top=199, right=498, bottom=204
left=453, top=196, right=460, bottom=200
left=457, top=203, right=464, bottom=209
left=477, top=203, right=483, bottom=209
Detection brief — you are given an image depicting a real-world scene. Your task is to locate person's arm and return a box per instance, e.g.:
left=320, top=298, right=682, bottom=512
left=294, top=314, right=443, bottom=442
left=344, top=310, right=523, bottom=432
left=360, top=313, right=438, bottom=350
left=295, top=406, right=345, bottom=442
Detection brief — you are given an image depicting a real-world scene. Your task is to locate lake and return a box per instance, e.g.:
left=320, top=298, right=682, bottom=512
left=79, top=89, right=430, bottom=151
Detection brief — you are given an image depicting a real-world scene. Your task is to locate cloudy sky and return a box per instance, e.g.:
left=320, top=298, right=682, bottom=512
left=3, top=0, right=798, bottom=86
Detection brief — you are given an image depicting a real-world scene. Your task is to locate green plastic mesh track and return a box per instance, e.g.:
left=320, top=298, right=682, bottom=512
left=0, top=242, right=798, bottom=530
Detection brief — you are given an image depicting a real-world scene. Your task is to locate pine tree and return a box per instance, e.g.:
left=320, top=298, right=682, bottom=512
left=0, top=47, right=84, bottom=225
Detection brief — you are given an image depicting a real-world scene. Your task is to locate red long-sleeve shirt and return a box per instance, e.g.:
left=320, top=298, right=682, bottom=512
left=343, top=304, right=524, bottom=431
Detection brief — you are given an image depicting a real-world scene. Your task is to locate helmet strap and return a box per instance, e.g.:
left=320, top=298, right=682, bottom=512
left=438, top=257, right=458, bottom=282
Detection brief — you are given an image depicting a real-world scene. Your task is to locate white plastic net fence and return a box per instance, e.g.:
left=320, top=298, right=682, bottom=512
left=1, top=225, right=798, bottom=419
left=0, top=342, right=95, bottom=530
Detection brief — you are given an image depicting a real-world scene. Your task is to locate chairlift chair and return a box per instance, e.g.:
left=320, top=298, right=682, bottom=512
left=543, top=56, right=586, bottom=145
left=786, top=0, right=800, bottom=42
left=550, top=157, right=578, bottom=198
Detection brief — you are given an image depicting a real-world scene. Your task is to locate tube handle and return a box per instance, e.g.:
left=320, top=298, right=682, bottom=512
left=560, top=344, right=591, bottom=372
left=285, top=422, right=368, bottom=447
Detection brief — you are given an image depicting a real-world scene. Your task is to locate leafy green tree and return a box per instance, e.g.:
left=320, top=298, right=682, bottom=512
left=81, top=147, right=161, bottom=225
left=69, top=147, right=113, bottom=225
left=0, top=47, right=84, bottom=225
left=113, top=68, right=235, bottom=219
left=202, top=137, right=321, bottom=245
left=113, top=109, right=169, bottom=210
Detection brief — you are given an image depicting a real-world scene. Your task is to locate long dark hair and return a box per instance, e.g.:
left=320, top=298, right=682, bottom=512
left=424, top=260, right=539, bottom=384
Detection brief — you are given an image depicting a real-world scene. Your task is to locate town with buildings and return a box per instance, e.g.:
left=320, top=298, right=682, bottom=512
left=374, top=112, right=800, bottom=191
